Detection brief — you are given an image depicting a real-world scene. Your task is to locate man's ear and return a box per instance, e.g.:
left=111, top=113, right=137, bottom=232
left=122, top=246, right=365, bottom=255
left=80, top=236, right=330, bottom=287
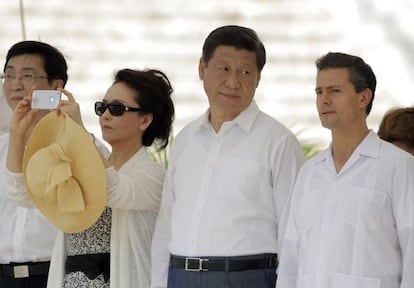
left=359, top=88, right=373, bottom=109
left=256, top=72, right=261, bottom=88
left=199, top=57, right=206, bottom=80
left=54, top=79, right=64, bottom=89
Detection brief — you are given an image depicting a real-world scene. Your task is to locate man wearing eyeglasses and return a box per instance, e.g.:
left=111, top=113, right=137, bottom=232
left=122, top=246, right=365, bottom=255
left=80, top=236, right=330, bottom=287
left=0, top=40, right=68, bottom=288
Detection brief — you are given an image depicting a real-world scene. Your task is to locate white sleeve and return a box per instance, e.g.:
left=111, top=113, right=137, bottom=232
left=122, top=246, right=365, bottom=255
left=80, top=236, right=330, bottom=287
left=6, top=169, right=35, bottom=208
left=394, top=157, right=414, bottom=287
left=276, top=209, right=300, bottom=287
left=276, top=165, right=307, bottom=288
left=272, top=132, right=304, bottom=253
left=105, top=159, right=165, bottom=212
left=150, top=152, right=176, bottom=288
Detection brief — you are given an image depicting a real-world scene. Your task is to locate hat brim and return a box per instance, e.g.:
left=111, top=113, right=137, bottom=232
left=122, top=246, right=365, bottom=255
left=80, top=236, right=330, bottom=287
left=23, top=112, right=107, bottom=233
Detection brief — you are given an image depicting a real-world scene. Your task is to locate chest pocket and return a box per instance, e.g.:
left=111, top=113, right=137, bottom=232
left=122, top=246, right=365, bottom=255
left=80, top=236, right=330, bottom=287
left=332, top=273, right=381, bottom=288
left=296, top=188, right=325, bottom=232
left=215, top=158, right=262, bottom=200
left=343, top=187, right=387, bottom=230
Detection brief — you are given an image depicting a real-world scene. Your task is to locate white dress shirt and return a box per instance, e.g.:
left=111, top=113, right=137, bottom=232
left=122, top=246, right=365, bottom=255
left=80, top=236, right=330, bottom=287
left=0, top=96, right=11, bottom=136
left=151, top=101, right=304, bottom=288
left=277, top=131, right=414, bottom=288
left=0, top=133, right=57, bottom=264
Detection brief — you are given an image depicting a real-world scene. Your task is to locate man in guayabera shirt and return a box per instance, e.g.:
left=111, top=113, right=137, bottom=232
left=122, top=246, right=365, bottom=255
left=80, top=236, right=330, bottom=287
left=277, top=52, right=414, bottom=288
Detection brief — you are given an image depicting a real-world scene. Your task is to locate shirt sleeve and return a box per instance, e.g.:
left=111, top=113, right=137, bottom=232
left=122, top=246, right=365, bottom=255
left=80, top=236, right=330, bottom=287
left=272, top=132, right=304, bottom=253
left=150, top=149, right=176, bottom=288
left=6, top=169, right=35, bottom=208
left=105, top=156, right=165, bottom=212
left=393, top=156, right=414, bottom=287
left=276, top=166, right=306, bottom=288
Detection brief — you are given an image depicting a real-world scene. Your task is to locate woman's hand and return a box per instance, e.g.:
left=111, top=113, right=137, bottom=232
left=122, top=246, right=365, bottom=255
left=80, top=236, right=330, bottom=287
left=57, top=88, right=85, bottom=128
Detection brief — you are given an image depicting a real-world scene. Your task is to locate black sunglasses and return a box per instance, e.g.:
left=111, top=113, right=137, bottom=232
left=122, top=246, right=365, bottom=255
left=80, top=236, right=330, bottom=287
left=94, top=101, right=142, bottom=117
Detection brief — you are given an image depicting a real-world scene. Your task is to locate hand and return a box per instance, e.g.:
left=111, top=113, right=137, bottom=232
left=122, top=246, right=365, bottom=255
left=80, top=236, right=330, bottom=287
left=56, top=88, right=85, bottom=128
left=7, top=88, right=38, bottom=173
left=9, top=90, right=38, bottom=138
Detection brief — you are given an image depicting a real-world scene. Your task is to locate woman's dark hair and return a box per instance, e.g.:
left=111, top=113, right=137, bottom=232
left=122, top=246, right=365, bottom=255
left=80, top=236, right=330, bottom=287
left=5, top=40, right=68, bottom=87
left=114, top=68, right=174, bottom=149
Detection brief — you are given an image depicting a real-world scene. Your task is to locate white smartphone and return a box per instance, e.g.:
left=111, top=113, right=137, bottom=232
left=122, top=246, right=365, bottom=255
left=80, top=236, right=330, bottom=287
left=31, top=90, right=62, bottom=110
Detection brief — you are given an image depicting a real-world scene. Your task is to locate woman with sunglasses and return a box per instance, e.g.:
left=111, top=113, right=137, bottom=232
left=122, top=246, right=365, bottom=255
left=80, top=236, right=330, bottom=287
left=6, top=68, right=175, bottom=288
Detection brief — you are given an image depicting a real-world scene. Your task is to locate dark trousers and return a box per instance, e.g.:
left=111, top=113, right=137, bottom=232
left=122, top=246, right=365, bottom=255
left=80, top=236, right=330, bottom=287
left=167, top=267, right=277, bottom=288
left=0, top=274, right=48, bottom=288
left=0, top=261, right=50, bottom=288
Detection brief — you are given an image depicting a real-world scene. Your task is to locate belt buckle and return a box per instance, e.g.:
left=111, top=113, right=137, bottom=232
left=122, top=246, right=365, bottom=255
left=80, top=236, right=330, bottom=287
left=185, top=257, right=208, bottom=272
left=13, top=265, right=29, bottom=278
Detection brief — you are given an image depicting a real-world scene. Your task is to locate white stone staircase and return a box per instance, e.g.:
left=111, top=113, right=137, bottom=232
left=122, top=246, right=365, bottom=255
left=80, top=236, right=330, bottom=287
left=1, top=0, right=413, bottom=148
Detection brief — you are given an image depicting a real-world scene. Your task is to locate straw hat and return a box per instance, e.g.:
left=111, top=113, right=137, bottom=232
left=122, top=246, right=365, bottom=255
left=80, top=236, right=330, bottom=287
left=23, top=112, right=106, bottom=233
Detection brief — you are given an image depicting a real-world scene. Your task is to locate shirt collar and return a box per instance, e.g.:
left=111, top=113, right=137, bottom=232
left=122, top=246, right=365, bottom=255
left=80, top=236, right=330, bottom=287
left=196, top=100, right=260, bottom=133
left=354, top=130, right=381, bottom=158
left=316, top=130, right=381, bottom=164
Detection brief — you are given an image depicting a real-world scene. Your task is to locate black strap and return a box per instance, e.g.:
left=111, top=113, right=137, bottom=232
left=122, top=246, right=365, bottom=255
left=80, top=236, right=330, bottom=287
left=170, top=254, right=278, bottom=272
left=65, top=253, right=110, bottom=282
left=0, top=261, right=50, bottom=278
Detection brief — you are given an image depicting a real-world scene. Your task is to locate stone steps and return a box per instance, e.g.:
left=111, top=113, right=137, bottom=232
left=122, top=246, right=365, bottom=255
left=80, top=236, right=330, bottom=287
left=1, top=0, right=413, bottom=147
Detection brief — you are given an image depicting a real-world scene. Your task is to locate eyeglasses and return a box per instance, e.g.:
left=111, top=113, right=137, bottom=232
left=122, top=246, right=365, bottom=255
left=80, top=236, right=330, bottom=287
left=0, top=73, right=48, bottom=85
left=94, top=101, right=142, bottom=117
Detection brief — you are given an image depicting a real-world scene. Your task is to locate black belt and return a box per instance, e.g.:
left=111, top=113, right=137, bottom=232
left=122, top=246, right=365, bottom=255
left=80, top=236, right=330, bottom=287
left=0, top=261, right=50, bottom=278
left=169, top=254, right=278, bottom=272
left=65, top=253, right=110, bottom=282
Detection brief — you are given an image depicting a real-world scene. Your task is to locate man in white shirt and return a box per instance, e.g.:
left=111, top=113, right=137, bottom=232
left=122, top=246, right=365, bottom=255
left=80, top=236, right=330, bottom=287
left=151, top=25, right=304, bottom=288
left=277, top=52, right=414, bottom=288
left=0, top=83, right=12, bottom=135
left=0, top=41, right=68, bottom=288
